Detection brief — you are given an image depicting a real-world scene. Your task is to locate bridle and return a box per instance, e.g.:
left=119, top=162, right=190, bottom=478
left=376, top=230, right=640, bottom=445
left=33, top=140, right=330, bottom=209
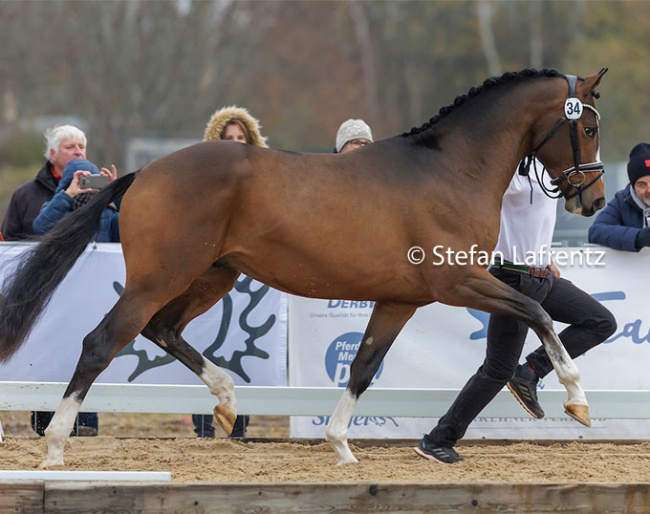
left=518, top=74, right=604, bottom=200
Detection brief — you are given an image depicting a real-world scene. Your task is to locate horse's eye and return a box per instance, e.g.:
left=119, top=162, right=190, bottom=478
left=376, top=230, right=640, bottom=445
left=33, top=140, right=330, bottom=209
left=585, top=127, right=597, bottom=138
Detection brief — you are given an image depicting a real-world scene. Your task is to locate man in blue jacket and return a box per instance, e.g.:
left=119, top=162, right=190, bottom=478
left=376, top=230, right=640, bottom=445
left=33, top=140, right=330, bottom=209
left=588, top=143, right=650, bottom=251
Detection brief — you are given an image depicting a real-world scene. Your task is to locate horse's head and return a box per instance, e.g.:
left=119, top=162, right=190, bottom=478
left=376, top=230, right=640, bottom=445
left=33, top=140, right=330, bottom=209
left=529, top=68, right=608, bottom=217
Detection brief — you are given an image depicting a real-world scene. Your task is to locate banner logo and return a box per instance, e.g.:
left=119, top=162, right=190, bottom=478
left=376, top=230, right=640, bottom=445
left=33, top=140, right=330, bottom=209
left=115, top=276, right=275, bottom=382
left=325, top=331, right=384, bottom=387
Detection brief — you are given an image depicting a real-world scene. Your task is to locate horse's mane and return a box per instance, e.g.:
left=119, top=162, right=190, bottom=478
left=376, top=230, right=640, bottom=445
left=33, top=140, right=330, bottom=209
left=405, top=68, right=563, bottom=136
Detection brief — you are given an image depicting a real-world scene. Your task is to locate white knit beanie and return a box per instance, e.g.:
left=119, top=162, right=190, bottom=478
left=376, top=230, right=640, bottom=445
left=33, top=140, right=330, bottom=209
left=335, top=119, right=373, bottom=153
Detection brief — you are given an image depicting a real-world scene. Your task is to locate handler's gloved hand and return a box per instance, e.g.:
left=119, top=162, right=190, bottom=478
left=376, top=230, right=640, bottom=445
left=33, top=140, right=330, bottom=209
left=635, top=227, right=650, bottom=248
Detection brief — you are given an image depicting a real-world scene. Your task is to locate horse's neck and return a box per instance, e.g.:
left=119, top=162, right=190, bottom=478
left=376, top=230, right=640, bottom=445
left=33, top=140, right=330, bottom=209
left=408, top=128, right=524, bottom=200
left=416, top=92, right=550, bottom=196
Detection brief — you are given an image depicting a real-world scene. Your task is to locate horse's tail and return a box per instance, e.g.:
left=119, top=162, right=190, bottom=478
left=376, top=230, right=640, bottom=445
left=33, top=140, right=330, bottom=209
left=0, top=171, right=138, bottom=363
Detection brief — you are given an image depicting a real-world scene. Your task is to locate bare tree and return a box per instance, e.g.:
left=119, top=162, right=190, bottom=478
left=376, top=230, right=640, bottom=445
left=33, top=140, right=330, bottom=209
left=348, top=0, right=379, bottom=120
left=477, top=1, right=501, bottom=76
left=528, top=1, right=543, bottom=69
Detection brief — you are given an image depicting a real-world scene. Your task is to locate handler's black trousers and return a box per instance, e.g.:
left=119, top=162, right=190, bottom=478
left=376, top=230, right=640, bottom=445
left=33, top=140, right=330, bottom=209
left=428, top=267, right=617, bottom=448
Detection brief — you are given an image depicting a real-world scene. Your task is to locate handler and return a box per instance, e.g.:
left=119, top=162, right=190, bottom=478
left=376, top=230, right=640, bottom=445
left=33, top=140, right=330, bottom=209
left=415, top=165, right=617, bottom=464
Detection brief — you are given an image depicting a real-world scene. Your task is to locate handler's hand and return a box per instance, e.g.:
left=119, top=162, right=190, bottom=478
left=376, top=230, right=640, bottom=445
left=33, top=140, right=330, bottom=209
left=549, top=261, right=561, bottom=278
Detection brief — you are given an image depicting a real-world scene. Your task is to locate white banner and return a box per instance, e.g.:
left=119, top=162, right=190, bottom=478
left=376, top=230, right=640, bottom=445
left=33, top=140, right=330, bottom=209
left=289, top=247, right=650, bottom=439
left=0, top=243, right=287, bottom=388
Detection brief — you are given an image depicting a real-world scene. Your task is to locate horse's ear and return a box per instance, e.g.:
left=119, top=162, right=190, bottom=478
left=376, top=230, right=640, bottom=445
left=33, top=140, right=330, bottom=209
left=579, top=67, right=608, bottom=94
left=594, top=67, right=608, bottom=87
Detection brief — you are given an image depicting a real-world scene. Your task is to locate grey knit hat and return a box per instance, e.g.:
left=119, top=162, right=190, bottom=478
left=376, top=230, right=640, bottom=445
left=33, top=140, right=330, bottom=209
left=335, top=119, right=373, bottom=153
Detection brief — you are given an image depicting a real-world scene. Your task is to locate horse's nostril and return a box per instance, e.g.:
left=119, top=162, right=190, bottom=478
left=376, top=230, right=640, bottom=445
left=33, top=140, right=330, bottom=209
left=594, top=197, right=606, bottom=211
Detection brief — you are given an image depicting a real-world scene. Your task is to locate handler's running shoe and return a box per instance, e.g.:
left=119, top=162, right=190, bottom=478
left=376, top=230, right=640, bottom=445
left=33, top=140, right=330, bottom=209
left=507, top=363, right=545, bottom=419
left=414, top=434, right=463, bottom=464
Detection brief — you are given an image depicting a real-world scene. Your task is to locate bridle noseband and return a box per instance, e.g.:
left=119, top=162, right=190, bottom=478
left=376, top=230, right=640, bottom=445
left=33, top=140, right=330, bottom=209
left=518, top=74, right=604, bottom=200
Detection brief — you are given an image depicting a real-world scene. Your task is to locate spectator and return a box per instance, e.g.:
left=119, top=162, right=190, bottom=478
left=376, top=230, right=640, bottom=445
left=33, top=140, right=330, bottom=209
left=29, top=157, right=119, bottom=438
left=588, top=142, right=650, bottom=251
left=415, top=167, right=616, bottom=464
left=333, top=119, right=373, bottom=154
left=192, top=105, right=268, bottom=438
left=1, top=126, right=115, bottom=437
left=1, top=125, right=86, bottom=240
left=33, top=158, right=119, bottom=240
left=203, top=105, right=268, bottom=148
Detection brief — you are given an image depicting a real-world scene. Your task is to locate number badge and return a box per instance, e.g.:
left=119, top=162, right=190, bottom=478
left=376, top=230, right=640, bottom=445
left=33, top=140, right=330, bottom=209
left=564, top=98, right=583, bottom=120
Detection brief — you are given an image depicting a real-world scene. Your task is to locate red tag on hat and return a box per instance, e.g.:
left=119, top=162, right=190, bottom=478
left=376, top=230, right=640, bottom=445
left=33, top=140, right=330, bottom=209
left=645, top=159, right=650, bottom=168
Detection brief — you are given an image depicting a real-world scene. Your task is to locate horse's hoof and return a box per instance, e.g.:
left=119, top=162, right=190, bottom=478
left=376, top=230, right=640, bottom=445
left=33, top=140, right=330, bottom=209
left=39, top=461, right=65, bottom=470
left=564, top=403, right=591, bottom=427
left=336, top=456, right=359, bottom=466
left=214, top=405, right=236, bottom=436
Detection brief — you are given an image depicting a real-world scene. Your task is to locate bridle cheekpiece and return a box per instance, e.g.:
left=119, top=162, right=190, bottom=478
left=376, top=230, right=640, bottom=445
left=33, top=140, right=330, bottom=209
left=518, top=74, right=604, bottom=200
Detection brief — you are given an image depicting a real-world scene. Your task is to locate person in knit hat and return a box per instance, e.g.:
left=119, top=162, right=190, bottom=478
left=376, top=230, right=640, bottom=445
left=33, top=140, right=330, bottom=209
left=334, top=119, right=373, bottom=154
left=193, top=105, right=267, bottom=440
left=588, top=142, right=650, bottom=251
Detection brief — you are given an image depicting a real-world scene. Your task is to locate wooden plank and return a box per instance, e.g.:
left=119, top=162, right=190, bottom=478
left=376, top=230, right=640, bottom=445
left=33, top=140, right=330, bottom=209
left=0, top=481, right=43, bottom=513
left=41, top=482, right=650, bottom=514
left=3, top=381, right=650, bottom=419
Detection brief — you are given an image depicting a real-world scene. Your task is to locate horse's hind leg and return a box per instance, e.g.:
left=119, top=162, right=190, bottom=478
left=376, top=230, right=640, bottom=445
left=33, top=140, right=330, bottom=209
left=140, top=267, right=241, bottom=435
left=40, top=285, right=175, bottom=468
left=445, top=270, right=590, bottom=426
left=326, top=301, right=417, bottom=465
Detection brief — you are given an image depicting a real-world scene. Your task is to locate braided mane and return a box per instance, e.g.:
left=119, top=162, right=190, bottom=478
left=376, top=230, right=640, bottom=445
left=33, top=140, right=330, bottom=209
left=405, top=68, right=563, bottom=136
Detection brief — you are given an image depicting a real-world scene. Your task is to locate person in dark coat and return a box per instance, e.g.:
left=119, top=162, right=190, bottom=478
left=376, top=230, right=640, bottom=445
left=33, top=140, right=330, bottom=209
left=2, top=126, right=116, bottom=437
left=1, top=125, right=87, bottom=240
left=588, top=142, right=650, bottom=251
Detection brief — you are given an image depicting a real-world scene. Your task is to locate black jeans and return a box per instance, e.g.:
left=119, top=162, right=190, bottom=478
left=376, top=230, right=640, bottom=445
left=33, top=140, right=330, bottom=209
left=428, top=267, right=617, bottom=448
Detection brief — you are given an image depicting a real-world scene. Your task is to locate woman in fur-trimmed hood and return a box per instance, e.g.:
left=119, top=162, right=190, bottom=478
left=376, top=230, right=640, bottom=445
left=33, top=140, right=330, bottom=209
left=193, top=104, right=265, bottom=440
left=203, top=105, right=268, bottom=147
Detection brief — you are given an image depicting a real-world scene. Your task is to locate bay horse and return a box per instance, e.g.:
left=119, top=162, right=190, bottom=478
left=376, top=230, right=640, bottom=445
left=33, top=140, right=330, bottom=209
left=0, top=68, right=608, bottom=468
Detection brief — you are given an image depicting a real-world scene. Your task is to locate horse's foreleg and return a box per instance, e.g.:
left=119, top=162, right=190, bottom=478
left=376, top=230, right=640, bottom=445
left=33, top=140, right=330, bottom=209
left=518, top=305, right=588, bottom=425
left=449, top=271, right=589, bottom=427
left=326, top=301, right=418, bottom=465
left=534, top=321, right=589, bottom=426
left=141, top=267, right=240, bottom=435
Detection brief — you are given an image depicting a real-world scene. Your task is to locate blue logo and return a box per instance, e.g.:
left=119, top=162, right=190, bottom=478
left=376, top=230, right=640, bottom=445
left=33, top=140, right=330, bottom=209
left=325, top=331, right=384, bottom=387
